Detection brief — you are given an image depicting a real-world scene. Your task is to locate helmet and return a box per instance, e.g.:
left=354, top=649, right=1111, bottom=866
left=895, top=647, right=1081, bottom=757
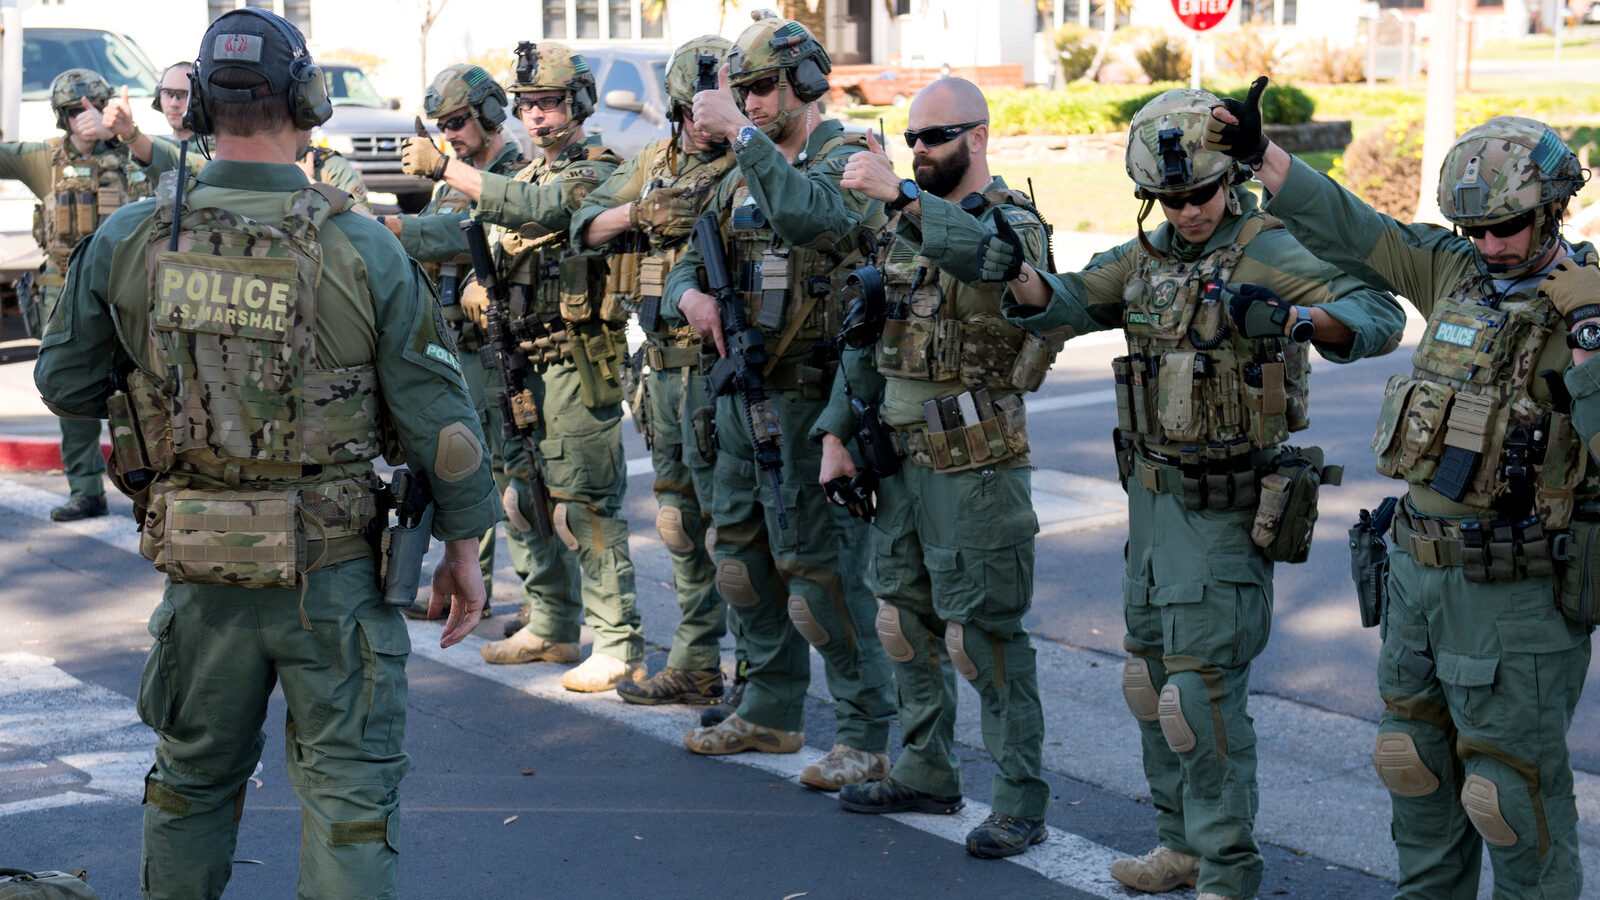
left=189, top=8, right=331, bottom=135
left=726, top=15, right=830, bottom=138
left=1439, top=116, right=1587, bottom=277
left=665, top=35, right=734, bottom=122
left=509, top=41, right=596, bottom=121
left=1125, top=88, right=1241, bottom=199
left=424, top=64, right=509, bottom=129
left=50, top=69, right=112, bottom=131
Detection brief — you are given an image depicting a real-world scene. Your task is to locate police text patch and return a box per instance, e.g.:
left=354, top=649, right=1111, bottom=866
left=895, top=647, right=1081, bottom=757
left=426, top=342, right=462, bottom=373
left=155, top=252, right=298, bottom=342
left=1433, top=321, right=1478, bottom=348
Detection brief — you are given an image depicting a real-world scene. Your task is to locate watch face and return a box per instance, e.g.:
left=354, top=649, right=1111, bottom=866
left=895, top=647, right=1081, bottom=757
left=1576, top=322, right=1600, bottom=351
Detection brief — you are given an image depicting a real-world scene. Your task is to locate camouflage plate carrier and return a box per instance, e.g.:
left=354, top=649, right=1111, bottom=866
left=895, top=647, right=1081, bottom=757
left=34, top=136, right=152, bottom=279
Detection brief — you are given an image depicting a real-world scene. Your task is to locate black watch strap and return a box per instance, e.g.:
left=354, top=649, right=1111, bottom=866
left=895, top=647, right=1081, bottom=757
left=1288, top=307, right=1315, bottom=343
left=887, top=179, right=918, bottom=213
left=1564, top=303, right=1600, bottom=328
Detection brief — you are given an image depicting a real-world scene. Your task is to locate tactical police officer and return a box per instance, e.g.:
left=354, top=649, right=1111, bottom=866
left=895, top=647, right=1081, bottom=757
left=154, top=62, right=199, bottom=143
left=1, top=68, right=155, bottom=521
left=818, top=76, right=1059, bottom=857
left=1214, top=80, right=1598, bottom=898
left=388, top=63, right=527, bottom=619
left=661, top=13, right=897, bottom=791
left=571, top=36, right=741, bottom=707
left=33, top=10, right=496, bottom=897
left=450, top=43, right=644, bottom=693
left=995, top=89, right=1405, bottom=899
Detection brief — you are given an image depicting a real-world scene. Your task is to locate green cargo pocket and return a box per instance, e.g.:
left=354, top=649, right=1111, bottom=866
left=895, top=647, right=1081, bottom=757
left=540, top=423, right=625, bottom=500
left=355, top=609, right=411, bottom=757
left=136, top=603, right=180, bottom=733
left=1437, top=648, right=1498, bottom=728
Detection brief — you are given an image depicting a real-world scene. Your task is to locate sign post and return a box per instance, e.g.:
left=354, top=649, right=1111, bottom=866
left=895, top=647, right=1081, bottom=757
left=1171, top=0, right=1237, bottom=88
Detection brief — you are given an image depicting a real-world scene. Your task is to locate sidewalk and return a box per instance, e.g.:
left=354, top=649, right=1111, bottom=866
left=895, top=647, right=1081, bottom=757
left=0, top=355, right=110, bottom=472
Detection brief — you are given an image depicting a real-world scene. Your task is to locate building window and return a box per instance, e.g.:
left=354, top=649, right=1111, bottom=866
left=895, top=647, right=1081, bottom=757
left=1239, top=0, right=1297, bottom=24
left=577, top=0, right=600, bottom=39
left=894, top=0, right=911, bottom=14
left=283, top=0, right=311, bottom=36
left=608, top=0, right=632, bottom=39
left=244, top=0, right=271, bottom=7
left=642, top=10, right=664, bottom=39
left=544, top=0, right=567, bottom=38
left=1377, top=0, right=1425, bottom=8
left=207, top=0, right=235, bottom=21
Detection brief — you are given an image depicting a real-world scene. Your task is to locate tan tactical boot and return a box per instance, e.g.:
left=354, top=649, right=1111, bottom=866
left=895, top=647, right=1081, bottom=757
left=560, top=653, right=646, bottom=692
left=683, top=714, right=802, bottom=755
left=1109, top=846, right=1200, bottom=893
left=798, top=744, right=890, bottom=792
left=479, top=629, right=580, bottom=665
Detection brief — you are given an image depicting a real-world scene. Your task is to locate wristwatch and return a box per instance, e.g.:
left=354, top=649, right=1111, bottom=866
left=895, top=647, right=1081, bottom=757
left=1568, top=320, right=1600, bottom=351
left=735, top=124, right=759, bottom=152
left=1288, top=306, right=1315, bottom=343
left=886, top=178, right=920, bottom=213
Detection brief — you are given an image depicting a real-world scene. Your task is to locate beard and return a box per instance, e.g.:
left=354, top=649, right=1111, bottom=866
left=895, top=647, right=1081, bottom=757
left=913, top=141, right=970, bottom=198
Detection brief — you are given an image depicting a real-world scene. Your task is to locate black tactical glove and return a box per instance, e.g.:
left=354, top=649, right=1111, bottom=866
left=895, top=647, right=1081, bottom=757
left=1204, top=76, right=1269, bottom=168
left=978, top=213, right=1025, bottom=283
left=1227, top=283, right=1298, bottom=339
left=824, top=471, right=877, bottom=522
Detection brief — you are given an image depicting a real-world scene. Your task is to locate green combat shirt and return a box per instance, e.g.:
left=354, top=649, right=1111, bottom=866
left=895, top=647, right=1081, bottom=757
left=33, top=159, right=499, bottom=540
left=815, top=177, right=1052, bottom=441
left=398, top=140, right=526, bottom=262
left=567, top=136, right=730, bottom=248
left=475, top=133, right=618, bottom=240
left=1006, top=188, right=1406, bottom=363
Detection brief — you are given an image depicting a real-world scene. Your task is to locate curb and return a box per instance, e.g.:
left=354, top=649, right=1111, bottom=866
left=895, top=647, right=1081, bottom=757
left=0, top=434, right=112, bottom=473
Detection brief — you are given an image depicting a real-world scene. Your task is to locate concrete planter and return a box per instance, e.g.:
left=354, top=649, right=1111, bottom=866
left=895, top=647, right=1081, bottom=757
left=1265, top=120, right=1353, bottom=154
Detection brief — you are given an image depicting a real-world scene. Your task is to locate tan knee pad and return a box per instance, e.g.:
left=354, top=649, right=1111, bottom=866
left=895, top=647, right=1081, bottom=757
left=715, top=560, right=760, bottom=607
left=1157, top=683, right=1196, bottom=753
left=945, top=622, right=978, bottom=681
left=553, top=502, right=579, bottom=551
left=1461, top=774, right=1518, bottom=847
left=787, top=595, right=830, bottom=647
left=1372, top=732, right=1440, bottom=798
left=655, top=506, right=695, bottom=553
left=875, top=604, right=915, bottom=663
left=1121, top=658, right=1160, bottom=722
left=503, top=483, right=532, bottom=534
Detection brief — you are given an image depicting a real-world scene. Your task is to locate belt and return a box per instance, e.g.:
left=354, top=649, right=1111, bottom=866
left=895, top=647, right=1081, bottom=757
left=305, top=533, right=374, bottom=568
left=644, top=342, right=701, bottom=370
left=1391, top=512, right=1468, bottom=568
left=1392, top=504, right=1556, bottom=581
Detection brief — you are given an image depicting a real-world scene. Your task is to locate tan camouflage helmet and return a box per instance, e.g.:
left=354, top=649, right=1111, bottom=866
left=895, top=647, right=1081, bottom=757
left=666, top=35, right=734, bottom=122
left=1126, top=88, right=1242, bottom=199
left=50, top=68, right=113, bottom=130
left=1438, top=115, right=1585, bottom=226
left=509, top=41, right=597, bottom=122
left=424, top=64, right=509, bottom=128
left=727, top=15, right=831, bottom=102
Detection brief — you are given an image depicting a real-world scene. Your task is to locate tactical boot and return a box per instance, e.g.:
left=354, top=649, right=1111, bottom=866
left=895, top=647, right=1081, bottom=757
left=838, top=778, right=963, bottom=815
left=798, top=744, right=890, bottom=792
left=51, top=494, right=107, bottom=521
left=479, top=629, right=580, bottom=665
left=699, top=663, right=747, bottom=726
left=683, top=714, right=802, bottom=755
left=965, top=813, right=1047, bottom=858
left=560, top=653, right=646, bottom=692
left=503, top=601, right=534, bottom=638
left=1110, top=846, right=1200, bottom=893
left=617, top=667, right=723, bottom=705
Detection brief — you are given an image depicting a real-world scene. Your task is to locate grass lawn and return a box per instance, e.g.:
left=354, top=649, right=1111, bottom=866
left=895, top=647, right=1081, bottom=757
left=989, top=160, right=1140, bottom=236
left=1475, top=30, right=1600, bottom=62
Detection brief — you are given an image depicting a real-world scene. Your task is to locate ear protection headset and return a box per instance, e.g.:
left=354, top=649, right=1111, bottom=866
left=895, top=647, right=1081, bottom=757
left=769, top=31, right=830, bottom=103
left=184, top=7, right=331, bottom=136
left=152, top=63, right=192, bottom=112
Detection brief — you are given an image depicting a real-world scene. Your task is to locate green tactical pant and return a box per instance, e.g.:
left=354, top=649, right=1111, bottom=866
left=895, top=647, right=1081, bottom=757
left=710, top=388, right=896, bottom=750
left=42, top=284, right=105, bottom=500
left=1378, top=539, right=1589, bottom=899
left=136, top=557, right=409, bottom=900
left=647, top=359, right=726, bottom=670
left=1123, top=477, right=1271, bottom=900
left=459, top=351, right=533, bottom=596
left=870, top=461, right=1048, bottom=819
left=512, top=356, right=641, bottom=662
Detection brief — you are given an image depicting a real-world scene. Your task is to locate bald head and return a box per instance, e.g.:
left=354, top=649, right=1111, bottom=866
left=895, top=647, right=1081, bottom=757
left=909, top=77, right=988, bottom=131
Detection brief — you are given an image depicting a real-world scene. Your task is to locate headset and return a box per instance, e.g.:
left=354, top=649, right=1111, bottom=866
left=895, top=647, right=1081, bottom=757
left=183, top=7, right=331, bottom=136
left=769, top=30, right=830, bottom=103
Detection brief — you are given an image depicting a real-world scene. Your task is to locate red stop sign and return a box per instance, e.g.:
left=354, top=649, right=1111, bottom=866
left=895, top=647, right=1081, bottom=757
left=1172, top=0, right=1236, bottom=31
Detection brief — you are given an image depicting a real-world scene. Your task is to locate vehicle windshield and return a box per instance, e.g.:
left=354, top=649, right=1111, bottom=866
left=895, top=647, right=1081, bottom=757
left=22, top=29, right=158, bottom=101
left=650, top=62, right=666, bottom=90
left=323, top=65, right=387, bottom=107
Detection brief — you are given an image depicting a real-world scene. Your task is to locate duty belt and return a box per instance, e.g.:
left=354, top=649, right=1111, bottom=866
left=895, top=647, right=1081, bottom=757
left=762, top=357, right=836, bottom=398
left=644, top=342, right=701, bottom=371
left=1392, top=504, right=1556, bottom=582
left=1131, top=443, right=1271, bottom=511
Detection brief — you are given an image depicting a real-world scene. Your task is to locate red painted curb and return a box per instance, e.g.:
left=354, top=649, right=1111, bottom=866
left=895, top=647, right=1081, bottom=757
left=0, top=435, right=113, bottom=473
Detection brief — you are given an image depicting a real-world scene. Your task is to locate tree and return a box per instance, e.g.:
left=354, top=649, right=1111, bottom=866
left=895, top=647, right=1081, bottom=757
left=1079, top=0, right=1134, bottom=83
left=419, top=0, right=450, bottom=95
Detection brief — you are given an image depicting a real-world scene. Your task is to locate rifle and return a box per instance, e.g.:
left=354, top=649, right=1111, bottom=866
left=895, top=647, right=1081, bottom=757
left=693, top=210, right=787, bottom=529
left=461, top=218, right=555, bottom=538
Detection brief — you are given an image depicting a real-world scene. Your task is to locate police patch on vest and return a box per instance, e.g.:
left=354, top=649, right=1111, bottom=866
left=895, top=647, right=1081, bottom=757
left=425, top=342, right=461, bottom=373
left=155, top=252, right=298, bottom=342
left=1433, top=321, right=1478, bottom=348
left=1128, top=311, right=1160, bottom=326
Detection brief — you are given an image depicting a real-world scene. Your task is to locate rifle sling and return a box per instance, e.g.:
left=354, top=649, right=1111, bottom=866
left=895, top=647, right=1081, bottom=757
left=761, top=289, right=825, bottom=379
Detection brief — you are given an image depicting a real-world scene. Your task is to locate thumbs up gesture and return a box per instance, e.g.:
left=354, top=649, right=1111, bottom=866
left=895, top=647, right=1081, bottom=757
left=72, top=97, right=114, bottom=143
left=691, top=63, right=753, bottom=145
left=841, top=126, right=904, bottom=204
left=102, top=85, right=138, bottom=142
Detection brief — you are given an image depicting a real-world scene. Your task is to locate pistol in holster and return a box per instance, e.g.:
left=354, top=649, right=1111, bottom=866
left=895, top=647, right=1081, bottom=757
left=1348, top=496, right=1397, bottom=630
left=370, top=468, right=435, bottom=607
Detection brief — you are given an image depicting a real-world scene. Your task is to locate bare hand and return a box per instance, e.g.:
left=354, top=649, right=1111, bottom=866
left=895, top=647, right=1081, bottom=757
left=430, top=537, right=486, bottom=647
left=840, top=129, right=902, bottom=202
left=818, top=433, right=858, bottom=486
left=102, top=87, right=137, bottom=141
left=680, top=288, right=726, bottom=358
left=71, top=99, right=113, bottom=143
left=691, top=64, right=752, bottom=144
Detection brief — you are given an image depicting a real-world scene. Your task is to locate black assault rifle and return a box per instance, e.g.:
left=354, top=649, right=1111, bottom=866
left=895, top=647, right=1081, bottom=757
left=461, top=219, right=555, bottom=538
left=693, top=210, right=787, bottom=528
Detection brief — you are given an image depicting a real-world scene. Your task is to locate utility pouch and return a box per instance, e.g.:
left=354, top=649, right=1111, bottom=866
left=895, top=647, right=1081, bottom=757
left=692, top=404, right=718, bottom=464
left=1112, top=356, right=1135, bottom=432
left=1158, top=351, right=1202, bottom=442
left=74, top=190, right=95, bottom=235
left=1254, top=444, right=1341, bottom=563
left=105, top=391, right=156, bottom=508
left=1253, top=473, right=1292, bottom=548
left=558, top=254, right=594, bottom=324
left=1205, top=442, right=1230, bottom=510
left=1112, top=428, right=1134, bottom=488
left=637, top=256, right=668, bottom=333
left=570, top=324, right=626, bottom=409
left=1008, top=330, right=1063, bottom=392
left=1179, top=445, right=1204, bottom=509
left=754, top=251, right=788, bottom=331
left=148, top=487, right=302, bottom=588
left=1555, top=520, right=1600, bottom=627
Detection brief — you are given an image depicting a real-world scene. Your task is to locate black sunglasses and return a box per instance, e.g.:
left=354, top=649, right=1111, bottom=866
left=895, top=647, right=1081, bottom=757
left=514, top=95, right=567, bottom=113
left=903, top=120, right=984, bottom=149
left=1155, top=179, right=1223, bottom=210
left=437, top=112, right=473, bottom=132
left=734, top=75, right=781, bottom=99
left=1462, top=211, right=1535, bottom=240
